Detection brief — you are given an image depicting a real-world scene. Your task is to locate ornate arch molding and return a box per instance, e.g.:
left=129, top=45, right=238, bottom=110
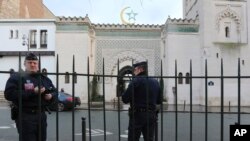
left=216, top=6, right=241, bottom=32
left=108, top=51, right=146, bottom=76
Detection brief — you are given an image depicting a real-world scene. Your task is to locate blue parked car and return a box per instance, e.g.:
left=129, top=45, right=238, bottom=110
left=50, top=92, right=81, bottom=111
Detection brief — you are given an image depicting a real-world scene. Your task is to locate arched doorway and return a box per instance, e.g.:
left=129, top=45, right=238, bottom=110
left=117, top=66, right=133, bottom=97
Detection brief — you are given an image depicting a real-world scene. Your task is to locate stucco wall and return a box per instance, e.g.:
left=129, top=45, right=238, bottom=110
left=165, top=32, right=201, bottom=105
left=56, top=31, right=89, bottom=102
left=0, top=20, right=56, bottom=51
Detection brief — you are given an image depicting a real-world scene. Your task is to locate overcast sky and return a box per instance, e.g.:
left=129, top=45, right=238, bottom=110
left=43, top=0, right=183, bottom=25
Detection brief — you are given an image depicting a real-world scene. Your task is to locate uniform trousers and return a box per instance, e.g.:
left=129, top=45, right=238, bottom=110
left=15, top=111, right=47, bottom=141
left=128, top=110, right=157, bottom=141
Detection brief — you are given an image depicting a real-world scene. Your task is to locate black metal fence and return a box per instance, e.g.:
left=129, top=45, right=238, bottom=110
left=0, top=53, right=250, bottom=141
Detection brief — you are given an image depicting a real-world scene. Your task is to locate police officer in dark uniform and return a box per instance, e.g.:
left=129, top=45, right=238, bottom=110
left=4, top=53, right=56, bottom=141
left=122, top=61, right=161, bottom=141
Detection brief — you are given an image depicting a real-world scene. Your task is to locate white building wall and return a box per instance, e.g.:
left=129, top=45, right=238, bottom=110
left=182, top=0, right=250, bottom=106
left=248, top=0, right=250, bottom=44
left=0, top=19, right=56, bottom=92
left=0, top=57, right=23, bottom=93
left=56, top=31, right=89, bottom=102
left=165, top=32, right=201, bottom=105
left=0, top=19, right=56, bottom=51
left=202, top=1, right=249, bottom=106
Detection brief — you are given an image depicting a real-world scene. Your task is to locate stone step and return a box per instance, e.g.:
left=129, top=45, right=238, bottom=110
left=0, top=91, right=7, bottom=102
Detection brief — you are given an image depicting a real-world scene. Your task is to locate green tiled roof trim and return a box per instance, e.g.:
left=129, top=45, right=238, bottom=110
left=56, top=24, right=89, bottom=31
left=167, top=25, right=199, bottom=32
left=96, top=31, right=161, bottom=37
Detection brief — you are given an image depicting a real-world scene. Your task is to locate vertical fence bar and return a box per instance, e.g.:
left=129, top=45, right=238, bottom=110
left=87, top=57, right=92, bottom=141
left=175, top=60, right=178, bottom=141
left=237, top=58, right=241, bottom=124
left=131, top=60, right=135, bottom=141
left=82, top=117, right=86, bottom=141
left=205, top=59, right=208, bottom=141
left=102, top=58, right=107, bottom=141
left=155, top=118, right=158, bottom=141
left=183, top=101, right=186, bottom=111
left=146, top=60, right=149, bottom=141
left=160, top=60, right=163, bottom=141
left=117, top=59, right=121, bottom=141
left=38, top=54, right=42, bottom=141
left=18, top=52, right=23, bottom=141
left=72, top=56, right=75, bottom=141
left=189, top=60, right=193, bottom=141
left=229, top=101, right=231, bottom=112
left=146, top=60, right=150, bottom=139
left=220, top=59, right=224, bottom=141
left=56, top=55, right=59, bottom=141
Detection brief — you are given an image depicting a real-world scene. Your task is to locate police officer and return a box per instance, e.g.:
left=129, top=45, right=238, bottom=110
left=122, top=61, right=161, bottom=141
left=4, top=53, right=56, bottom=141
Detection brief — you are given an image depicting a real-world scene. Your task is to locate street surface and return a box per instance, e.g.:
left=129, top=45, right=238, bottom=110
left=1, top=106, right=250, bottom=141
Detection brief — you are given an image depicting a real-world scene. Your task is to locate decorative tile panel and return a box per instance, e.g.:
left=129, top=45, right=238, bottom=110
left=95, top=39, right=161, bottom=78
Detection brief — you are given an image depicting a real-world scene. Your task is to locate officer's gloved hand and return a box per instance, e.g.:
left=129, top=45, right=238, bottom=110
left=34, top=86, right=45, bottom=94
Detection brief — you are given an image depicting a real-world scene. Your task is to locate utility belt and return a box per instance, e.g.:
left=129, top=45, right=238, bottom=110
left=22, top=108, right=45, bottom=114
left=11, top=105, right=46, bottom=120
left=129, top=107, right=156, bottom=113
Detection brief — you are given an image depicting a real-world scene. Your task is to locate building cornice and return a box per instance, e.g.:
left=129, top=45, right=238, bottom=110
left=92, top=24, right=162, bottom=37
left=93, top=23, right=163, bottom=31
left=166, top=18, right=199, bottom=25
left=56, top=15, right=91, bottom=24
left=164, top=18, right=199, bottom=33
left=0, top=19, right=56, bottom=22
left=0, top=51, right=55, bottom=57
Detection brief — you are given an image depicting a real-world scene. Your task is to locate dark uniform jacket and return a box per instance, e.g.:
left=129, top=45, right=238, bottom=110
left=122, top=72, right=161, bottom=110
left=4, top=72, right=56, bottom=109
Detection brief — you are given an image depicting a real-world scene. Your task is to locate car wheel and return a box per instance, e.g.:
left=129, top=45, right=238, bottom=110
left=58, top=103, right=64, bottom=111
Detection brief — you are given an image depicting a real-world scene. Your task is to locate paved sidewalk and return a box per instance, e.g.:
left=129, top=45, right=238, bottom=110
left=76, top=102, right=250, bottom=113
left=0, top=102, right=9, bottom=107
left=1, top=101, right=250, bottom=113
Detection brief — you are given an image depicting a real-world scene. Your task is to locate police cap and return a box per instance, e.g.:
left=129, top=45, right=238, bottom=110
left=133, top=61, right=147, bottom=68
left=25, top=53, right=38, bottom=61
